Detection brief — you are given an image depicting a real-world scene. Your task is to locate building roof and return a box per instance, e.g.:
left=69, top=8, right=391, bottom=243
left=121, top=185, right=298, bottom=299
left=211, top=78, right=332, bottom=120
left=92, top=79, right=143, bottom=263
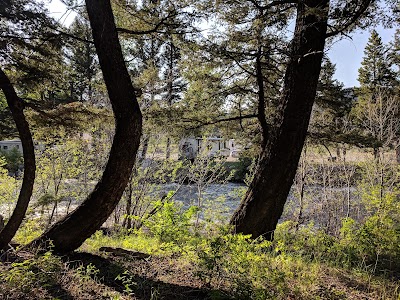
left=0, top=139, right=22, bottom=143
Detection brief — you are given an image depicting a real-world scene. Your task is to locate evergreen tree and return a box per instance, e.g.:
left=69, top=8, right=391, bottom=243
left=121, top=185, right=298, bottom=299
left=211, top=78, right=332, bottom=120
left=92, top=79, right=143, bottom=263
left=160, top=38, right=185, bottom=158
left=31, top=0, right=143, bottom=253
left=1, top=0, right=69, bottom=103
left=67, top=13, right=98, bottom=102
left=230, top=0, right=387, bottom=239
left=389, top=29, right=400, bottom=83
left=353, top=30, right=399, bottom=160
left=309, top=58, right=356, bottom=153
left=313, top=59, right=348, bottom=131
left=357, top=30, right=396, bottom=93
left=113, top=0, right=191, bottom=159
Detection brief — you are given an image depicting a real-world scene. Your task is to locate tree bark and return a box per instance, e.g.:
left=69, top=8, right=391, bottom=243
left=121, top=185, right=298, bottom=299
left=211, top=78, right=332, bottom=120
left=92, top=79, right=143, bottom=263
left=230, top=0, right=329, bottom=240
left=166, top=137, right=171, bottom=159
left=140, top=135, right=150, bottom=163
left=29, top=0, right=142, bottom=253
left=0, top=68, right=36, bottom=251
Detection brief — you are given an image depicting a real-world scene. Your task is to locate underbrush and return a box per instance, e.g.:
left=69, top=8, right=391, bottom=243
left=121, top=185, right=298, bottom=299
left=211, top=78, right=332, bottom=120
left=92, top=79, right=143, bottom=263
left=4, top=196, right=400, bottom=299
left=0, top=249, right=126, bottom=299
left=81, top=199, right=400, bottom=299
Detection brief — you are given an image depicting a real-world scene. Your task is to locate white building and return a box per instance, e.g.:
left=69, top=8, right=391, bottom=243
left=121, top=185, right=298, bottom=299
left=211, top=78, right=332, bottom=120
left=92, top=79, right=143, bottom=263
left=0, top=139, right=45, bottom=154
left=0, top=139, right=23, bottom=153
left=178, top=137, right=243, bottom=160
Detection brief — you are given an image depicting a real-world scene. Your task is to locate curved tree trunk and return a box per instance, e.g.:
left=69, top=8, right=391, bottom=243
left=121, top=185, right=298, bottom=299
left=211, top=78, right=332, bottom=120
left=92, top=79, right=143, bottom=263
left=29, top=0, right=142, bottom=254
left=0, top=68, right=36, bottom=251
left=230, top=0, right=329, bottom=240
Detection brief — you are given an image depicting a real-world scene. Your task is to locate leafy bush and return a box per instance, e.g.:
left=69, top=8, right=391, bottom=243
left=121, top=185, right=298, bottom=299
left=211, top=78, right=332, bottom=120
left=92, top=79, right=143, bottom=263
left=195, top=227, right=320, bottom=299
left=14, top=219, right=43, bottom=245
left=0, top=250, right=62, bottom=293
left=0, top=148, right=23, bottom=175
left=142, top=199, right=199, bottom=246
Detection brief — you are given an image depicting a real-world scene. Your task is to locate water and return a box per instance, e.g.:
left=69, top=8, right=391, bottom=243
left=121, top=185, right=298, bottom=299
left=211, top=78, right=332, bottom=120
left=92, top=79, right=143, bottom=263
left=2, top=182, right=358, bottom=232
left=161, top=182, right=245, bottom=209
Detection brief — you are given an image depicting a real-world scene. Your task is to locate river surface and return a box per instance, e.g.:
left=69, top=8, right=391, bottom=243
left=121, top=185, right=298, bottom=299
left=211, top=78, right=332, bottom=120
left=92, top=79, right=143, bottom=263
left=2, top=182, right=358, bottom=229
left=139, top=182, right=358, bottom=222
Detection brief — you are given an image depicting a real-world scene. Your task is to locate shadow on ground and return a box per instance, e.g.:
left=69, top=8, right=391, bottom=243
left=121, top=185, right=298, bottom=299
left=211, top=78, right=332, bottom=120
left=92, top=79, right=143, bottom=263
left=66, top=252, right=228, bottom=300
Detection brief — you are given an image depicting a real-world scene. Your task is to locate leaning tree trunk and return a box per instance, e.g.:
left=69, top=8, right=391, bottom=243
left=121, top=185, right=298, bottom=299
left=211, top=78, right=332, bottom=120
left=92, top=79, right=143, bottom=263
left=230, top=0, right=329, bottom=240
left=29, top=0, right=142, bottom=253
left=0, top=68, right=36, bottom=251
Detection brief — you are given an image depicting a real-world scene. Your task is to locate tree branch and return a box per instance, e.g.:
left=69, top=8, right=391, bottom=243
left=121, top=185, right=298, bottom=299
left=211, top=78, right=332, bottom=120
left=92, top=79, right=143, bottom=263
left=116, top=12, right=178, bottom=36
left=247, top=0, right=298, bottom=10
left=187, top=114, right=258, bottom=130
left=326, top=0, right=373, bottom=38
left=0, top=68, right=36, bottom=251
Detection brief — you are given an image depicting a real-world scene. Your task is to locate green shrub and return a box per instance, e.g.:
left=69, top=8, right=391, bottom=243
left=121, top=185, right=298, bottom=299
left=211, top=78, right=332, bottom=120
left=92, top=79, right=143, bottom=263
left=143, top=200, right=199, bottom=246
left=0, top=250, right=62, bottom=293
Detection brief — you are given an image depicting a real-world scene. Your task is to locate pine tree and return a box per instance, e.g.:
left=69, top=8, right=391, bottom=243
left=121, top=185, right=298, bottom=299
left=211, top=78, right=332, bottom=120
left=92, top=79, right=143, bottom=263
left=310, top=59, right=352, bottom=155
left=353, top=30, right=399, bottom=160
left=113, top=0, right=190, bottom=159
left=30, top=0, right=143, bottom=253
left=0, top=0, right=62, bottom=249
left=389, top=29, right=400, bottom=163
left=389, top=29, right=400, bottom=82
left=358, top=30, right=396, bottom=93
left=67, top=13, right=98, bottom=102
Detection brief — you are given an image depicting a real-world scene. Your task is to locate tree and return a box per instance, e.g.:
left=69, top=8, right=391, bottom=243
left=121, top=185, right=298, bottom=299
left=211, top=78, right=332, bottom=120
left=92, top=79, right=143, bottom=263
left=353, top=30, right=399, bottom=160
left=389, top=29, right=400, bottom=163
left=310, top=59, right=349, bottom=143
left=390, top=29, right=400, bottom=74
left=0, top=68, right=36, bottom=251
left=113, top=0, right=189, bottom=160
left=183, top=0, right=288, bottom=150
left=67, top=13, right=98, bottom=103
left=230, top=0, right=330, bottom=240
left=0, top=0, right=61, bottom=250
left=230, top=0, right=379, bottom=240
left=0, top=0, right=64, bottom=133
left=358, top=30, right=396, bottom=93
left=0, top=158, right=19, bottom=225
left=30, top=0, right=142, bottom=254
left=352, top=91, right=400, bottom=161
left=0, top=147, right=23, bottom=175
left=161, top=38, right=184, bottom=159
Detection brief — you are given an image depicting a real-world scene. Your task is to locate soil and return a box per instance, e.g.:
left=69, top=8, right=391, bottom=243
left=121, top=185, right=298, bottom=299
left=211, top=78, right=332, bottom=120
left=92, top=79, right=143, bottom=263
left=0, top=249, right=398, bottom=300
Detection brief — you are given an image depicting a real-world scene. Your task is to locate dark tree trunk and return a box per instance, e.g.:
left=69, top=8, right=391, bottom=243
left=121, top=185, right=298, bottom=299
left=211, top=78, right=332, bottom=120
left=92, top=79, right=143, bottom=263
left=140, top=135, right=150, bottom=163
left=166, top=137, right=171, bottom=159
left=256, top=46, right=269, bottom=150
left=0, top=215, right=4, bottom=232
left=230, top=0, right=329, bottom=240
left=373, top=147, right=379, bottom=161
left=29, top=0, right=142, bottom=253
left=122, top=180, right=133, bottom=229
left=0, top=68, right=36, bottom=251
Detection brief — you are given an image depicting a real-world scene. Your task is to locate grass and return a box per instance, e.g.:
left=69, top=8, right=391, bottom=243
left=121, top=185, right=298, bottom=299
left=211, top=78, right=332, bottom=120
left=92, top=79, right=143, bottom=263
left=2, top=212, right=399, bottom=300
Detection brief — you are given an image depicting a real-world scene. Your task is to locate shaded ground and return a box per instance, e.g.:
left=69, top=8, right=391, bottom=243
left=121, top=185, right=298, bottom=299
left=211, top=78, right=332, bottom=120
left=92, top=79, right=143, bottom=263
left=66, top=252, right=215, bottom=300
left=0, top=249, right=399, bottom=300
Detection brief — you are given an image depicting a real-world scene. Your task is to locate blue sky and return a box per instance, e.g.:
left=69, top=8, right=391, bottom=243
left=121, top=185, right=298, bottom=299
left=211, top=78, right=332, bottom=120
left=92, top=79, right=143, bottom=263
left=327, top=26, right=397, bottom=88
left=47, top=0, right=398, bottom=88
